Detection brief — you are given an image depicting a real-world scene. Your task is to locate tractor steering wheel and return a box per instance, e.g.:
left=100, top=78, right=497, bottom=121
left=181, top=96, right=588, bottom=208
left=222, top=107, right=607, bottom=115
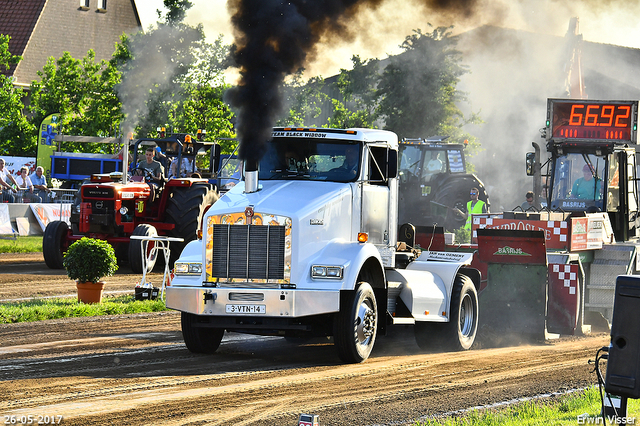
left=131, top=167, right=155, bottom=183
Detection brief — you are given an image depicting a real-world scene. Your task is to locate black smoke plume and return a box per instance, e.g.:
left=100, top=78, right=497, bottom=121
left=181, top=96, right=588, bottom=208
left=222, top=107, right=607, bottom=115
left=226, top=0, right=478, bottom=170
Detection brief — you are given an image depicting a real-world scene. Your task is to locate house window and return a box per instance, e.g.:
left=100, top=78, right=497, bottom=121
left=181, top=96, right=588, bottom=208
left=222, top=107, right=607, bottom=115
left=79, top=0, right=89, bottom=10
left=98, top=0, right=107, bottom=11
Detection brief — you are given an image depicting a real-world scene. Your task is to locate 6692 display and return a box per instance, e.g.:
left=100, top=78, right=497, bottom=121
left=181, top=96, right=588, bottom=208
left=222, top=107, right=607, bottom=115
left=547, top=99, right=638, bottom=143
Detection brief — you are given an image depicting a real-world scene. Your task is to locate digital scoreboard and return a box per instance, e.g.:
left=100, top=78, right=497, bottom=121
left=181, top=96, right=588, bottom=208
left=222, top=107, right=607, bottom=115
left=547, top=99, right=638, bottom=143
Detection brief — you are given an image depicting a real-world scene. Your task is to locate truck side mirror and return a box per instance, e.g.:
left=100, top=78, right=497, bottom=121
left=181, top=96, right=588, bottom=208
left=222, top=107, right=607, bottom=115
left=211, top=144, right=221, bottom=174
left=388, top=149, right=398, bottom=178
left=526, top=152, right=536, bottom=176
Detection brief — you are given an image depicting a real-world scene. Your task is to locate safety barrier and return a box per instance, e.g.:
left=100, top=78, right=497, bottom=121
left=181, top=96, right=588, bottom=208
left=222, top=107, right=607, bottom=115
left=0, top=188, right=77, bottom=204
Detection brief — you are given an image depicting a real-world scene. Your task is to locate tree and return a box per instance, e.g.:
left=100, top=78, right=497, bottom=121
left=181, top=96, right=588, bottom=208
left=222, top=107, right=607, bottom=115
left=169, top=83, right=235, bottom=153
left=161, top=0, right=193, bottom=26
left=0, top=34, right=35, bottom=155
left=113, top=3, right=236, bottom=144
left=376, top=27, right=481, bottom=145
left=28, top=50, right=122, bottom=153
left=328, top=55, right=381, bottom=129
left=278, top=73, right=329, bottom=127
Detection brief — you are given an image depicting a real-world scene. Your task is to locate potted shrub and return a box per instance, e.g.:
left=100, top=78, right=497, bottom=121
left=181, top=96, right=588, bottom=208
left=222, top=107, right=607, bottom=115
left=63, top=237, right=118, bottom=303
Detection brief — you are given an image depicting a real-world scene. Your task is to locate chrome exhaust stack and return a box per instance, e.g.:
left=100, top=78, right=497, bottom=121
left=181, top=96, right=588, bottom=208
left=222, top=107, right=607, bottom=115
left=244, top=160, right=259, bottom=193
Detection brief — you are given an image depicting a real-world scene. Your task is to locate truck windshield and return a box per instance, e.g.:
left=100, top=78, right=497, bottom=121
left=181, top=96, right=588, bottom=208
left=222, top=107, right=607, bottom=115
left=550, top=152, right=606, bottom=211
left=258, top=139, right=361, bottom=183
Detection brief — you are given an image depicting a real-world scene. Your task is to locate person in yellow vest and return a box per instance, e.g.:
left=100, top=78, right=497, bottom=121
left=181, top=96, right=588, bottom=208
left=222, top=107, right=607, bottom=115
left=464, top=187, right=486, bottom=230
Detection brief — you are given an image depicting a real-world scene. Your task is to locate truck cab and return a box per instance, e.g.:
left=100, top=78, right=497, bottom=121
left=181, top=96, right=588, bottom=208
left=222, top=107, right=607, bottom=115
left=167, top=127, right=480, bottom=363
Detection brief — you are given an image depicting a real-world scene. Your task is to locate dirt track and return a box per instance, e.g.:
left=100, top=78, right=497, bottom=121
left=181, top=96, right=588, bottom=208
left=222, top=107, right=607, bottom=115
left=0, top=253, right=610, bottom=425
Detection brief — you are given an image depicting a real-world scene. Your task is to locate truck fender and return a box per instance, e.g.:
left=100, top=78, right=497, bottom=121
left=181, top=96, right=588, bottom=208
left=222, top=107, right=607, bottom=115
left=177, top=239, right=203, bottom=262
left=302, top=240, right=384, bottom=291
left=405, top=251, right=476, bottom=320
left=387, top=268, right=448, bottom=321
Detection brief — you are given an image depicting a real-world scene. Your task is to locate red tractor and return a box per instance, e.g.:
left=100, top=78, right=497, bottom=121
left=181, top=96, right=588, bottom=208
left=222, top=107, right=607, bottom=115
left=43, top=134, right=221, bottom=273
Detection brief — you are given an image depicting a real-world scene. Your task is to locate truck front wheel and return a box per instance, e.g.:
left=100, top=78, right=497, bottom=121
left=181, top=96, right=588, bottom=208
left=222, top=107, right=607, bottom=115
left=334, top=282, right=378, bottom=363
left=414, top=274, right=478, bottom=351
left=181, top=312, right=224, bottom=354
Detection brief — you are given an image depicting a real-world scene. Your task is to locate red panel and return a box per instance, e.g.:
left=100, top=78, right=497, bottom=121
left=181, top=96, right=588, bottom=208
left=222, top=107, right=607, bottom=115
left=547, top=263, right=579, bottom=335
left=415, top=231, right=445, bottom=251
left=472, top=217, right=568, bottom=250
left=476, top=229, right=547, bottom=265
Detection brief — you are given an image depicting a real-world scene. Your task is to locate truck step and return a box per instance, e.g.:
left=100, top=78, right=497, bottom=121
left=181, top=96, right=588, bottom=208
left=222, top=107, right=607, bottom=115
left=390, top=316, right=415, bottom=325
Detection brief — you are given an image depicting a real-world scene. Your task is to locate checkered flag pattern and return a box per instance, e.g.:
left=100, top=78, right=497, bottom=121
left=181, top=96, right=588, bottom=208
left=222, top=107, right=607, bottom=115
left=550, top=263, right=578, bottom=295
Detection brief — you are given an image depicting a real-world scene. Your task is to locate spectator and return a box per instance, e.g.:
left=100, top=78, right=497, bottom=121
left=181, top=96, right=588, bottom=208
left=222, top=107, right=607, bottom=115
left=0, top=158, right=17, bottom=203
left=154, top=145, right=167, bottom=174
left=15, top=167, right=42, bottom=203
left=169, top=156, right=193, bottom=178
left=31, top=166, right=51, bottom=202
left=520, top=191, right=535, bottom=211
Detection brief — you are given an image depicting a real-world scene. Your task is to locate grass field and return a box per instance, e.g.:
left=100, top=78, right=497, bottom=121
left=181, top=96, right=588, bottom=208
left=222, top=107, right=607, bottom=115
left=0, top=235, right=43, bottom=253
left=416, top=387, right=638, bottom=425
left=0, top=294, right=169, bottom=324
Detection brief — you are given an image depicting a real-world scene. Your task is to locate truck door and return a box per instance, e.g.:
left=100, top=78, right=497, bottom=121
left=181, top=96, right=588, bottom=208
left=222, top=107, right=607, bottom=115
left=362, top=145, right=394, bottom=247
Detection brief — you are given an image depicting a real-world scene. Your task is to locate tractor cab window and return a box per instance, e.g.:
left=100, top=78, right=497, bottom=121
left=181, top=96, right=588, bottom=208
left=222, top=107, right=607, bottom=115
left=259, top=139, right=361, bottom=183
left=398, top=145, right=421, bottom=183
left=550, top=152, right=606, bottom=212
left=421, top=150, right=446, bottom=182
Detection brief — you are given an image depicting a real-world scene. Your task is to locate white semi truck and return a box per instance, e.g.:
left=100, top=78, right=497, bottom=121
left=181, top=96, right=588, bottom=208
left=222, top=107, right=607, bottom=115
left=166, top=128, right=482, bottom=363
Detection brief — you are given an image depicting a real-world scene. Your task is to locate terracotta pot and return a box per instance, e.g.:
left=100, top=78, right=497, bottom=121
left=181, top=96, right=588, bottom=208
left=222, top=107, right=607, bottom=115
left=76, top=281, right=105, bottom=304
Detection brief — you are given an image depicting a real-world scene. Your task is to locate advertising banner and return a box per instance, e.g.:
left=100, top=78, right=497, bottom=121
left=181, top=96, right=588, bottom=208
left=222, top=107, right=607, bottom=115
left=2, top=156, right=36, bottom=176
left=0, top=204, right=14, bottom=235
left=30, top=203, right=71, bottom=231
left=570, top=216, right=605, bottom=250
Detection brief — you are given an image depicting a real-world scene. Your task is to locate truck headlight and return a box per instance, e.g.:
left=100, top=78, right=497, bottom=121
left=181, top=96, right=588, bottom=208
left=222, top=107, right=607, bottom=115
left=175, top=262, right=202, bottom=275
left=311, top=265, right=343, bottom=279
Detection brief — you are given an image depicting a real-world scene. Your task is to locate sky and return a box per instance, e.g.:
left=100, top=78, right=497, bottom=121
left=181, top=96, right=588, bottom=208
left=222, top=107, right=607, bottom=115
left=134, top=0, right=640, bottom=81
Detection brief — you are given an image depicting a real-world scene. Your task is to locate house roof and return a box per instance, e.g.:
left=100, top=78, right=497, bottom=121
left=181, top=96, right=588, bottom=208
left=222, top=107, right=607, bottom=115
left=0, top=0, right=142, bottom=84
left=0, top=0, right=46, bottom=73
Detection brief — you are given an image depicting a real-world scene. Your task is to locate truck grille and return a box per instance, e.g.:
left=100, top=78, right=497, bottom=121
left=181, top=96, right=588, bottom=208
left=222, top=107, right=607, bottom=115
left=211, top=224, right=286, bottom=280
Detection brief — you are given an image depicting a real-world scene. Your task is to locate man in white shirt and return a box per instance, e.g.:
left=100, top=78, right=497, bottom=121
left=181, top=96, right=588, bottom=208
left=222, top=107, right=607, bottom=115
left=0, top=158, right=17, bottom=203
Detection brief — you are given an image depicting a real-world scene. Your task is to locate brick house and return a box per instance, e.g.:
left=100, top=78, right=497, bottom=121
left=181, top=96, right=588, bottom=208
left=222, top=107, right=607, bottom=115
left=0, top=0, right=142, bottom=86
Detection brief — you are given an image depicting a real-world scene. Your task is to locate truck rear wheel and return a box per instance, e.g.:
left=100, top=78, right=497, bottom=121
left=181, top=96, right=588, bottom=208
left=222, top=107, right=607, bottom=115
left=334, top=282, right=378, bottom=363
left=166, top=183, right=218, bottom=265
left=181, top=312, right=224, bottom=354
left=414, top=274, right=478, bottom=351
left=128, top=224, right=158, bottom=274
left=43, top=221, right=68, bottom=269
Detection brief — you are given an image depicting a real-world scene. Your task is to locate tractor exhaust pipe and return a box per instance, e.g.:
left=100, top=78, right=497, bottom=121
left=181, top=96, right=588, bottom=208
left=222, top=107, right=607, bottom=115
left=244, top=160, right=259, bottom=193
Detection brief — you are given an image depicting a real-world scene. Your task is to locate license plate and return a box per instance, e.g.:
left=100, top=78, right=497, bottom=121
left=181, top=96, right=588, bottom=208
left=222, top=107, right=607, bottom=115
left=225, top=304, right=266, bottom=314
